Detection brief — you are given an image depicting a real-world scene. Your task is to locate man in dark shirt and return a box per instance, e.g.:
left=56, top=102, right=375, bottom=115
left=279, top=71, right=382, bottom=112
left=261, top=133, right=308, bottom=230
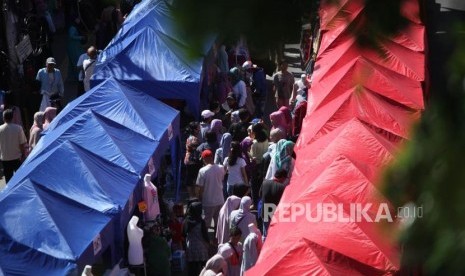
left=260, top=169, right=287, bottom=237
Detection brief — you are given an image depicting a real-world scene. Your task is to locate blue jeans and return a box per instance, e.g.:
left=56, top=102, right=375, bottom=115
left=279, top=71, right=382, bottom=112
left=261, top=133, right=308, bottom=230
left=263, top=220, right=270, bottom=238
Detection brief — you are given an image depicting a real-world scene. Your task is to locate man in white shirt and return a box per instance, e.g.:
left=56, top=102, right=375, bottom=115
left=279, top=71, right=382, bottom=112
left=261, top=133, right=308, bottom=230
left=196, top=149, right=225, bottom=231
left=76, top=52, right=88, bottom=96
left=83, top=46, right=98, bottom=92
left=35, top=57, right=64, bottom=111
left=0, top=109, right=27, bottom=183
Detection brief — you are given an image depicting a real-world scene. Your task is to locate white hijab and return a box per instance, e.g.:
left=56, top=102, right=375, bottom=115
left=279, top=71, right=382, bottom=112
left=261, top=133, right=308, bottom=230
left=229, top=196, right=256, bottom=241
left=216, top=195, right=241, bottom=245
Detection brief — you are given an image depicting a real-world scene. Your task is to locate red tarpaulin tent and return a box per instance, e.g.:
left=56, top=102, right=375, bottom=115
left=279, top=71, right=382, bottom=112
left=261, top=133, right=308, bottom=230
left=247, top=0, right=426, bottom=274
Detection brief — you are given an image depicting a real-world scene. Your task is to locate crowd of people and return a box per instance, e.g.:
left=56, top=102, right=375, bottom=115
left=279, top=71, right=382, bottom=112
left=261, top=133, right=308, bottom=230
left=173, top=50, right=312, bottom=276
left=2, top=3, right=312, bottom=272
left=136, top=50, right=311, bottom=276
left=0, top=41, right=98, bottom=184
left=0, top=97, right=57, bottom=183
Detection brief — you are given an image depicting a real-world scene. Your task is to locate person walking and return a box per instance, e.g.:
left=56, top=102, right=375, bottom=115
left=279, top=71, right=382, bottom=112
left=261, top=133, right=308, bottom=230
left=223, top=141, right=248, bottom=196
left=218, top=227, right=243, bottom=276
left=76, top=51, right=89, bottom=97
left=229, top=196, right=257, bottom=241
left=183, top=202, right=210, bottom=276
left=0, top=109, right=27, bottom=183
left=216, top=195, right=241, bottom=245
left=83, top=46, right=98, bottom=92
left=29, top=111, right=45, bottom=150
left=272, top=61, right=294, bottom=108
left=36, top=57, right=64, bottom=112
left=67, top=16, right=86, bottom=81
left=196, top=150, right=225, bottom=231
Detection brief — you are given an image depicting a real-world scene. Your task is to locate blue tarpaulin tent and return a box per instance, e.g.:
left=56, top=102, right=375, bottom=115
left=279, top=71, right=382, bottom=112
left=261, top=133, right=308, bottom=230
left=32, top=77, right=180, bottom=174
left=91, top=0, right=208, bottom=116
left=0, top=78, right=180, bottom=274
left=0, top=143, right=125, bottom=275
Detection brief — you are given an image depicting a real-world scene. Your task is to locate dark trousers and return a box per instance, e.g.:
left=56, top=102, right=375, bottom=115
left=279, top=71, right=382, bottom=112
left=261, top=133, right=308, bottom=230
left=250, top=166, right=264, bottom=208
left=77, top=81, right=85, bottom=97
left=2, top=159, right=21, bottom=183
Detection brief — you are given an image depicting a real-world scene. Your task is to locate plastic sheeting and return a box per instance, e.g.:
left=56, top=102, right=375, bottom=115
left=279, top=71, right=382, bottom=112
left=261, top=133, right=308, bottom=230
left=0, top=78, right=180, bottom=274
left=247, top=0, right=426, bottom=274
left=91, top=0, right=209, bottom=116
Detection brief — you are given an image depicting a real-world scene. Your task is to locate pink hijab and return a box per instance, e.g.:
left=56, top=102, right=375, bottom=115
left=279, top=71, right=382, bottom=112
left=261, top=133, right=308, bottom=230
left=216, top=195, right=241, bottom=245
left=279, top=106, right=292, bottom=129
left=270, top=110, right=288, bottom=134
left=29, top=111, right=45, bottom=149
left=43, top=107, right=57, bottom=130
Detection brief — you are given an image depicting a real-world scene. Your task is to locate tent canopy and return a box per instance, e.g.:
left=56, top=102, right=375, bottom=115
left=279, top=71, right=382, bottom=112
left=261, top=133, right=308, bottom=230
left=0, top=78, right=180, bottom=274
left=248, top=0, right=426, bottom=274
left=92, top=0, right=208, bottom=116
left=0, top=144, right=118, bottom=275
left=40, top=77, right=180, bottom=175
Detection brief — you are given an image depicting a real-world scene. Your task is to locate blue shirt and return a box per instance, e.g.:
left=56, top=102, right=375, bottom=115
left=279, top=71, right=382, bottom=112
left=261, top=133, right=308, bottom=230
left=36, top=68, right=64, bottom=96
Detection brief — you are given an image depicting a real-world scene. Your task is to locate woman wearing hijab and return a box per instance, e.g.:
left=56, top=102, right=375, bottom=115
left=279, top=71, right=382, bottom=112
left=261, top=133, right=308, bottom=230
left=279, top=106, right=292, bottom=133
left=240, top=137, right=255, bottom=180
left=43, top=107, right=57, bottom=130
left=200, top=254, right=228, bottom=276
left=183, top=202, right=209, bottom=276
left=215, top=133, right=232, bottom=165
left=216, top=195, right=241, bottom=245
left=265, top=139, right=295, bottom=186
left=262, top=128, right=285, bottom=173
left=211, top=119, right=224, bottom=144
left=269, top=110, right=288, bottom=136
left=215, top=133, right=233, bottom=199
left=230, top=110, right=240, bottom=124
left=229, top=196, right=257, bottom=241
left=29, top=111, right=45, bottom=150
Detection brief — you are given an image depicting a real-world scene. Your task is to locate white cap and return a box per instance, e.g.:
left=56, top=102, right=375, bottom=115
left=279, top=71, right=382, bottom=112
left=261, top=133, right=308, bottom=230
left=46, top=57, right=56, bottom=65
left=201, top=110, right=215, bottom=119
